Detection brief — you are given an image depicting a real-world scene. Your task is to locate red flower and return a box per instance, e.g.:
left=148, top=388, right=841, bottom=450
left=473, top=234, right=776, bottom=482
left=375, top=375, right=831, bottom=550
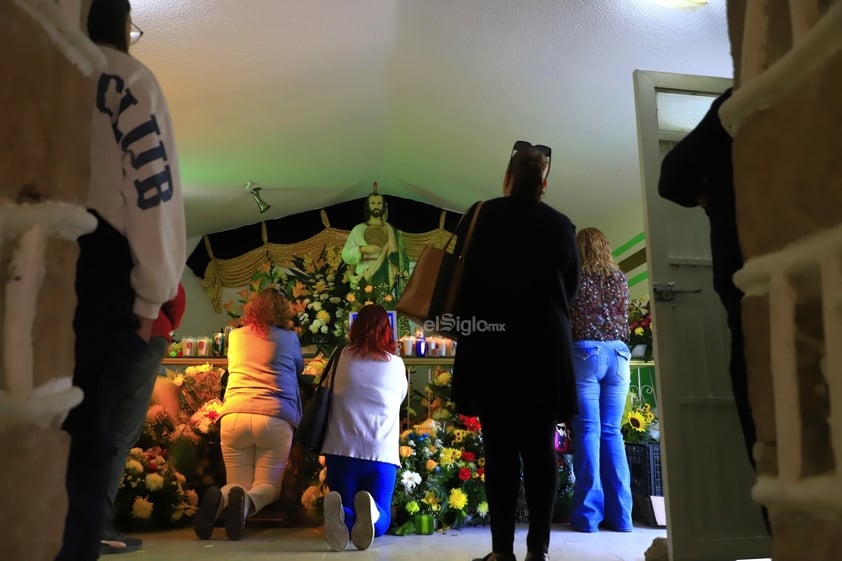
left=477, top=467, right=485, bottom=476
left=461, top=451, right=475, bottom=462
left=458, top=468, right=472, bottom=481
left=459, top=415, right=482, bottom=432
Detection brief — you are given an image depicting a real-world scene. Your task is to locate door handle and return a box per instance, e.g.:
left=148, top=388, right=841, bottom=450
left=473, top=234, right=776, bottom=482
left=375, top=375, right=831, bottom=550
left=652, top=281, right=702, bottom=302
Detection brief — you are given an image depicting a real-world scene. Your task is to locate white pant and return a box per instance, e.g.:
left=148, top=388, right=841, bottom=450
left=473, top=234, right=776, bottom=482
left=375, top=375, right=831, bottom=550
left=220, top=413, right=294, bottom=515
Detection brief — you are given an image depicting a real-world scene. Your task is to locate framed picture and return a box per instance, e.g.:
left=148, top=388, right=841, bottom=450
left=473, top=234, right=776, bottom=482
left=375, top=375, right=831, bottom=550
left=348, top=310, right=399, bottom=342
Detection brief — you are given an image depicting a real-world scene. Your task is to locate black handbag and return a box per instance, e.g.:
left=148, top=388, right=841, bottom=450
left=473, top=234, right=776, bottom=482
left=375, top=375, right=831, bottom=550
left=295, top=345, right=344, bottom=451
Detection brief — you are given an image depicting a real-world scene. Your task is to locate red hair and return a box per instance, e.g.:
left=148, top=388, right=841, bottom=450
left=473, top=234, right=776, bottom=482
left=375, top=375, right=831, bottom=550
left=242, top=289, right=294, bottom=339
left=347, top=304, right=396, bottom=360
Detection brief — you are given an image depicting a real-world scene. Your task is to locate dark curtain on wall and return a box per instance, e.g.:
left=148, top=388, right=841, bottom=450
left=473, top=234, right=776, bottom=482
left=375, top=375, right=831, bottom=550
left=186, top=194, right=464, bottom=279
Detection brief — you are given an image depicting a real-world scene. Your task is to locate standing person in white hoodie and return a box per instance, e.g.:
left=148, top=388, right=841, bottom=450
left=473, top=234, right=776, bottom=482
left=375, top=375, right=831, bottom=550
left=320, top=304, right=407, bottom=552
left=55, top=1, right=185, bottom=560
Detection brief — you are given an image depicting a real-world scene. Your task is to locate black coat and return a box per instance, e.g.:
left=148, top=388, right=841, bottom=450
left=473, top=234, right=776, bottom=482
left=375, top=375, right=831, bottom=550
left=451, top=196, right=579, bottom=422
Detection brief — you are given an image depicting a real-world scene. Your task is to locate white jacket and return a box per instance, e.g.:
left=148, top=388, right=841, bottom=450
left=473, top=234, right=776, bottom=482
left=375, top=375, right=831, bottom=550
left=89, top=46, right=186, bottom=319
left=321, top=350, right=408, bottom=466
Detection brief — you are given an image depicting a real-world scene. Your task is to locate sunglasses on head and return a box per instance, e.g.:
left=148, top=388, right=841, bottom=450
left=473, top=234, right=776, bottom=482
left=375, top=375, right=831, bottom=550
left=511, top=140, right=552, bottom=179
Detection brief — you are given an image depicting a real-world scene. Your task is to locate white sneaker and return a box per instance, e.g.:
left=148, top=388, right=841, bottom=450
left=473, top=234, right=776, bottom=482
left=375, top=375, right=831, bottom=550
left=324, top=491, right=349, bottom=551
left=351, top=490, right=379, bottom=551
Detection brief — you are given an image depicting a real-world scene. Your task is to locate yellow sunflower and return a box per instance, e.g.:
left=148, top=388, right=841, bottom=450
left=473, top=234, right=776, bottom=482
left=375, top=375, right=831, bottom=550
left=626, top=410, right=648, bottom=432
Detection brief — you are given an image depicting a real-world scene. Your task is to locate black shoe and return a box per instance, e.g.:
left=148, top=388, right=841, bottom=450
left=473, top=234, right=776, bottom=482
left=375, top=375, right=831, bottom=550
left=100, top=528, right=142, bottom=555
left=225, top=486, right=247, bottom=541
left=194, top=486, right=222, bottom=540
left=472, top=554, right=517, bottom=561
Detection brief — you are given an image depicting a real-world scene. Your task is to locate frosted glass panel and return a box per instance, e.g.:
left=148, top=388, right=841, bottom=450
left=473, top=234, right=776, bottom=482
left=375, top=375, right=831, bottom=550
left=656, top=92, right=719, bottom=132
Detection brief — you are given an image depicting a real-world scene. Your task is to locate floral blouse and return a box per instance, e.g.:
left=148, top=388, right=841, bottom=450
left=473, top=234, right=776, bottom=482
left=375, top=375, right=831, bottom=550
left=569, top=269, right=630, bottom=343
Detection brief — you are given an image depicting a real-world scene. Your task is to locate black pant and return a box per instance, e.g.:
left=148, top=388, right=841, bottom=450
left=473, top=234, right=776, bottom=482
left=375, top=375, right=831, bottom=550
left=479, top=409, right=559, bottom=556
left=728, top=316, right=771, bottom=533
left=55, top=216, right=147, bottom=561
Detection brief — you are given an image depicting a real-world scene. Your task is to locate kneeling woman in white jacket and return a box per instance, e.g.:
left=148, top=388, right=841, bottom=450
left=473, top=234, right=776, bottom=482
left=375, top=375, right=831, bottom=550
left=320, top=304, right=407, bottom=551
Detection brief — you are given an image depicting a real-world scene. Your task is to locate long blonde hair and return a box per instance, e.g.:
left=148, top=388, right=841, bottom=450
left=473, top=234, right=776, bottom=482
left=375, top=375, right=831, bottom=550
left=577, top=227, right=619, bottom=276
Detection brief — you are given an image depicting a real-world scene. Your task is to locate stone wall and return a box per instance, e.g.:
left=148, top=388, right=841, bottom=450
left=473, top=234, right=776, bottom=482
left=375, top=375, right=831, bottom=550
left=728, top=3, right=842, bottom=560
left=0, top=1, right=93, bottom=559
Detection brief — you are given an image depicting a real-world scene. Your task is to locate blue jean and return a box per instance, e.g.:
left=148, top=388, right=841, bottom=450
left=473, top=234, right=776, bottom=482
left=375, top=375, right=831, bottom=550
left=570, top=340, right=633, bottom=532
left=104, top=336, right=169, bottom=527
left=324, top=454, right=396, bottom=537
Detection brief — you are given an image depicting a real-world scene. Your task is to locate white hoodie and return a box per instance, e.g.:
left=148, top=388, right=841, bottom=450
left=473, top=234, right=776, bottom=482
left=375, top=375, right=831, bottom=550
left=88, top=45, right=186, bottom=319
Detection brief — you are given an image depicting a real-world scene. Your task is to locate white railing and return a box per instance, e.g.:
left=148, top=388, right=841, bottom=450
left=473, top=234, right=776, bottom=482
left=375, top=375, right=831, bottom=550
left=0, top=203, right=95, bottom=429
left=720, top=0, right=842, bottom=135
left=719, top=0, right=842, bottom=517
left=733, top=224, right=842, bottom=512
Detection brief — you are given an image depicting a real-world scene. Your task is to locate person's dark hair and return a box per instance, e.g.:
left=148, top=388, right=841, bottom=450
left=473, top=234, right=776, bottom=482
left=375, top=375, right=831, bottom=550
left=362, top=193, right=389, bottom=222
left=506, top=147, right=549, bottom=200
left=347, top=304, right=396, bottom=360
left=88, top=0, right=131, bottom=53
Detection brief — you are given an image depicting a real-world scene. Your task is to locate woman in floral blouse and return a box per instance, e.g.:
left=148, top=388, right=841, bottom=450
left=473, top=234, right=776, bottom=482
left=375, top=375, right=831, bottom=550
left=568, top=227, right=633, bottom=533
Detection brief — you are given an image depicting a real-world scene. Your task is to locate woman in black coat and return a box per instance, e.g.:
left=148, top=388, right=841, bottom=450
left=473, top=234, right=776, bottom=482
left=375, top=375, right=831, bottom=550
left=452, top=141, right=579, bottom=561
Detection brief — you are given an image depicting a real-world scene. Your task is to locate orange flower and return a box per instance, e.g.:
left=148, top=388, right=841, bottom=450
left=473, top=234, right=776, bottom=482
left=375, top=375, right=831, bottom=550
left=346, top=293, right=356, bottom=303
left=363, top=285, right=373, bottom=293
left=291, top=281, right=310, bottom=299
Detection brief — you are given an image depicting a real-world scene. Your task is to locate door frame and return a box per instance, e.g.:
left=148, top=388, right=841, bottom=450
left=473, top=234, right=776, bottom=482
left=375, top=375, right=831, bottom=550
left=634, top=70, right=771, bottom=561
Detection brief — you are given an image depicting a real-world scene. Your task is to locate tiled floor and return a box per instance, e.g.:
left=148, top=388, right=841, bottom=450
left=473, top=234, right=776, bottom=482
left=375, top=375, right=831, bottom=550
left=133, top=522, right=667, bottom=561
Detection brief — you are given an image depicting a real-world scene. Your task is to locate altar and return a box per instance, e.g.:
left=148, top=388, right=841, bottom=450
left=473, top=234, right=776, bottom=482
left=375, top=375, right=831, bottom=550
left=129, top=356, right=656, bottom=530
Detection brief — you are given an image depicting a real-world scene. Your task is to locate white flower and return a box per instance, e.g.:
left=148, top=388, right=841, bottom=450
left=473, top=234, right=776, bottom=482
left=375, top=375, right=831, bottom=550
left=326, top=274, right=336, bottom=282
left=125, top=459, right=144, bottom=475
left=309, top=323, right=320, bottom=334
left=173, top=374, right=184, bottom=387
left=320, top=325, right=328, bottom=334
left=132, top=496, right=154, bottom=519
left=310, top=301, right=323, bottom=311
left=329, top=297, right=341, bottom=304
left=145, top=473, right=165, bottom=491
left=400, top=470, right=422, bottom=491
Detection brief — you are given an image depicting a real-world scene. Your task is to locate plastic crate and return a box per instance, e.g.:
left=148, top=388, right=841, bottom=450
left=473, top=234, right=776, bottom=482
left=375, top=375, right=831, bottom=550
left=625, top=442, right=663, bottom=496
left=631, top=494, right=666, bottom=527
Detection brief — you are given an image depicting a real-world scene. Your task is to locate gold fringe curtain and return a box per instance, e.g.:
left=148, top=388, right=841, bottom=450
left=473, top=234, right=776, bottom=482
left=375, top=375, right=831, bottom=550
left=200, top=210, right=455, bottom=312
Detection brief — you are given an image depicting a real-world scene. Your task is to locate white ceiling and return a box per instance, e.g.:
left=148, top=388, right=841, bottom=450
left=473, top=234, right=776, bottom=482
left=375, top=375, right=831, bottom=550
left=129, top=0, right=733, bottom=238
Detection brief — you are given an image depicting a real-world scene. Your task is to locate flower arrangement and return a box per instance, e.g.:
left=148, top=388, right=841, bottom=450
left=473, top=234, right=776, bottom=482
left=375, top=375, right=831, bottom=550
left=170, top=363, right=225, bottom=416
left=285, top=245, right=353, bottom=355
left=300, top=352, right=328, bottom=384
left=350, top=280, right=396, bottom=311
left=628, top=298, right=653, bottom=349
left=115, top=365, right=227, bottom=529
left=622, top=392, right=659, bottom=444
left=392, top=415, right=488, bottom=534
left=189, top=397, right=224, bottom=437
left=113, top=446, right=198, bottom=530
